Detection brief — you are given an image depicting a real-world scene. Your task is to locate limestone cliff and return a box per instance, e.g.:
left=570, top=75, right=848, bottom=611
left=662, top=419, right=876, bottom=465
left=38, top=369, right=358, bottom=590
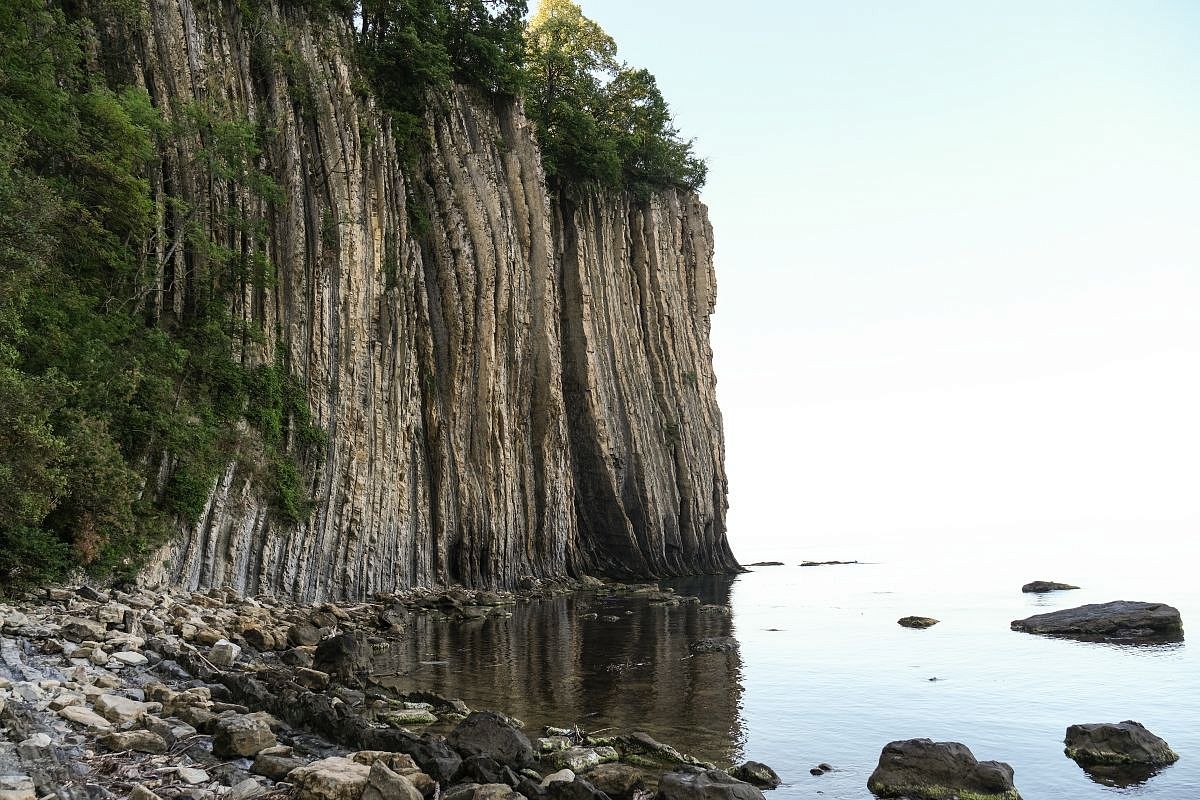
left=97, top=0, right=735, bottom=599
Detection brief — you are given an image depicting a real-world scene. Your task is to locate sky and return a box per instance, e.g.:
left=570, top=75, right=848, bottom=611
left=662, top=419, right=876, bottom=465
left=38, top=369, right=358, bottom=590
left=556, top=1, right=1200, bottom=563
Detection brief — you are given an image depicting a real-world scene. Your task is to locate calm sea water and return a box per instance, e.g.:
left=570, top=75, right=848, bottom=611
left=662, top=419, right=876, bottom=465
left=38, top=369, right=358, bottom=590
left=385, top=528, right=1200, bottom=799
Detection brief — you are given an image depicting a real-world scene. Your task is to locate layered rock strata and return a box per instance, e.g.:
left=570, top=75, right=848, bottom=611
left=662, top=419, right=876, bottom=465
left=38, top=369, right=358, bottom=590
left=93, top=0, right=736, bottom=599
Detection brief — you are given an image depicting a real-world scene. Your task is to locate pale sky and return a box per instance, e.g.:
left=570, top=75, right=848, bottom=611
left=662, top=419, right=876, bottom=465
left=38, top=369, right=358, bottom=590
left=562, top=1, right=1200, bottom=563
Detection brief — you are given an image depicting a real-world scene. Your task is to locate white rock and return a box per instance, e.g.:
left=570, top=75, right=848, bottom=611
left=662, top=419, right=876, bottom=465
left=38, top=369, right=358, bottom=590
left=209, top=639, right=241, bottom=667
left=177, top=767, right=209, bottom=785
left=540, top=769, right=575, bottom=787
left=94, top=694, right=159, bottom=724
left=112, top=651, right=148, bottom=667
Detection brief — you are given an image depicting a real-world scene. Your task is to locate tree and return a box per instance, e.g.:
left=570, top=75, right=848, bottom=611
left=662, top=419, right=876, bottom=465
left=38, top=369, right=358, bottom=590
left=524, top=0, right=705, bottom=193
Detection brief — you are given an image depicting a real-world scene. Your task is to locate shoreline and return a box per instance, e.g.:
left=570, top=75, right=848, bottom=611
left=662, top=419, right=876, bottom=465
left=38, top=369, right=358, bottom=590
left=0, top=582, right=773, bottom=800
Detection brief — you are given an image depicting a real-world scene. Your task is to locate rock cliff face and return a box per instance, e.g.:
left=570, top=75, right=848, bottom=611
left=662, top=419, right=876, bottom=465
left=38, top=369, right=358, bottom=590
left=98, top=0, right=735, bottom=599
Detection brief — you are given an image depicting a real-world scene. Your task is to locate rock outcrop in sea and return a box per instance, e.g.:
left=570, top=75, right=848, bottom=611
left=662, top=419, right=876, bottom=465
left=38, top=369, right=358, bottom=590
left=1010, top=601, right=1183, bottom=642
left=85, top=0, right=737, bottom=599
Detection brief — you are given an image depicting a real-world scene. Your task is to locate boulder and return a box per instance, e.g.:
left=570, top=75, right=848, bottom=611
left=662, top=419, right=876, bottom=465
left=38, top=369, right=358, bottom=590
left=656, top=768, right=764, bottom=800
left=545, top=779, right=611, bottom=800
left=1010, top=601, right=1183, bottom=641
left=688, top=638, right=738, bottom=654
left=462, top=755, right=520, bottom=786
left=58, top=705, right=113, bottom=731
left=1064, top=721, right=1179, bottom=766
left=1021, top=581, right=1079, bottom=593
left=288, top=757, right=372, bottom=800
left=289, top=623, right=324, bottom=647
left=253, top=752, right=308, bottom=782
left=449, top=712, right=535, bottom=769
left=60, top=617, right=107, bottom=642
left=545, top=746, right=617, bottom=773
left=209, top=639, right=242, bottom=667
left=729, top=762, right=781, bottom=789
left=214, top=714, right=278, bottom=758
left=94, top=694, right=159, bottom=724
left=897, top=617, right=939, bottom=629
left=866, top=739, right=1020, bottom=800
left=586, top=764, right=647, bottom=800
left=541, top=770, right=576, bottom=787
left=362, top=761, right=423, bottom=800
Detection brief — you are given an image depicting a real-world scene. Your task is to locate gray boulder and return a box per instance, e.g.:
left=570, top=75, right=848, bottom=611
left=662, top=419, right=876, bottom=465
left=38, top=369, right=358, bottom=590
left=866, top=739, right=1021, bottom=800
left=657, top=768, right=764, bottom=800
left=1065, top=721, right=1179, bottom=766
left=1021, top=581, right=1079, bottom=593
left=449, top=712, right=535, bottom=770
left=1010, top=601, right=1182, bottom=641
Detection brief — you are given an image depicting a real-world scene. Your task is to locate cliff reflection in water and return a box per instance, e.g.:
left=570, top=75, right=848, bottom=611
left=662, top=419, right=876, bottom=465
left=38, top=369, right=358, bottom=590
left=378, top=577, right=745, bottom=765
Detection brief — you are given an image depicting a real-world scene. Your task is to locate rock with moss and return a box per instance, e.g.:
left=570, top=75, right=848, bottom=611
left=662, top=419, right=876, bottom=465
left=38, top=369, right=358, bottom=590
left=1064, top=721, right=1178, bottom=767
left=866, top=739, right=1022, bottom=800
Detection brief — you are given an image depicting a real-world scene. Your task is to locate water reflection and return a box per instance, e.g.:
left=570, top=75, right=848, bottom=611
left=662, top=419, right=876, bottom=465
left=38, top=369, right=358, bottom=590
left=376, top=577, right=746, bottom=765
left=1076, top=761, right=1170, bottom=789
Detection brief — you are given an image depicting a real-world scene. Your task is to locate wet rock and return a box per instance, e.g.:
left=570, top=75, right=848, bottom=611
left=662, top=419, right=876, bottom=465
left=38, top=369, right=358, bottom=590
left=214, top=714, right=277, bottom=758
left=449, top=712, right=535, bottom=769
left=288, top=756, right=372, bottom=800
left=362, top=761, right=423, bottom=800
left=657, top=768, right=764, bottom=800
left=585, top=764, right=646, bottom=800
left=595, top=733, right=711, bottom=770
left=897, top=617, right=939, bottom=629
left=545, top=747, right=617, bottom=773
left=537, top=736, right=573, bottom=754
left=1022, top=581, right=1079, bottom=593
left=687, top=638, right=738, bottom=654
left=462, top=756, right=520, bottom=786
left=383, top=708, right=439, bottom=726
left=1064, top=721, right=1179, bottom=766
left=1010, top=601, right=1183, bottom=641
left=729, top=761, right=781, bottom=789
left=98, top=730, right=169, bottom=754
left=745, top=562, right=784, bottom=567
left=866, top=739, right=1021, bottom=800
left=209, top=639, right=241, bottom=667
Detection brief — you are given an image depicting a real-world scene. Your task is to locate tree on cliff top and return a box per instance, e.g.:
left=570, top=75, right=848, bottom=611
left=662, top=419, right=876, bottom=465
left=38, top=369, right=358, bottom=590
left=524, top=0, right=706, bottom=194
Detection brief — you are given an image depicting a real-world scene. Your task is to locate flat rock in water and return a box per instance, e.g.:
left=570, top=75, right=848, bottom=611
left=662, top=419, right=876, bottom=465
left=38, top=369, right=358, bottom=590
left=1021, top=581, right=1079, bottom=593
left=1010, top=601, right=1183, bottom=641
left=745, top=562, right=784, bottom=567
left=799, top=560, right=858, bottom=567
left=730, top=761, right=782, bottom=789
left=1064, top=721, right=1179, bottom=766
left=658, top=768, right=764, bottom=800
left=867, top=739, right=1021, bottom=800
left=688, top=637, right=738, bottom=654
left=897, top=616, right=939, bottom=629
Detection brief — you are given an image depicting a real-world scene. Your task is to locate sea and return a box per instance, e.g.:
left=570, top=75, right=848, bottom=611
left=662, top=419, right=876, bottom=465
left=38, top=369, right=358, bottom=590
left=381, top=525, right=1200, bottom=799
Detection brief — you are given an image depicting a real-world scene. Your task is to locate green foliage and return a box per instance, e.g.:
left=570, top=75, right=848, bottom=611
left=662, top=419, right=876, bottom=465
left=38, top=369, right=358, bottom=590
left=525, top=0, right=706, bottom=195
left=356, top=0, right=527, bottom=161
left=0, top=0, right=325, bottom=593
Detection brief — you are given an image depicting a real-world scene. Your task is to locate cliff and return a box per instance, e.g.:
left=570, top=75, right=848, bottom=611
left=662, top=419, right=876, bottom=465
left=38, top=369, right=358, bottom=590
left=95, top=0, right=735, bottom=599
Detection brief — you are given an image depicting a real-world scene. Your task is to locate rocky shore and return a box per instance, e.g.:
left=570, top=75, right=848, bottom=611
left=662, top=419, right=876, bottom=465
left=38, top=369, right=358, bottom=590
left=0, top=583, right=774, bottom=800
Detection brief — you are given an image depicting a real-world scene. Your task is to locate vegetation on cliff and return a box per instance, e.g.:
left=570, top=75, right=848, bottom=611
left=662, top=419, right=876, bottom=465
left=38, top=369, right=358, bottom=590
left=0, top=0, right=708, bottom=591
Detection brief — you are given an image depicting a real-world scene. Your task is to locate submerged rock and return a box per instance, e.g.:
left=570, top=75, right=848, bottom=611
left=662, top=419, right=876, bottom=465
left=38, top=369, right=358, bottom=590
left=1021, top=581, right=1079, bottom=593
left=1064, top=721, right=1179, bottom=766
left=688, top=638, right=738, bottom=654
left=866, top=739, right=1021, bottom=800
left=897, top=617, right=939, bottom=629
left=729, top=761, right=781, bottom=789
left=1010, top=601, right=1183, bottom=641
